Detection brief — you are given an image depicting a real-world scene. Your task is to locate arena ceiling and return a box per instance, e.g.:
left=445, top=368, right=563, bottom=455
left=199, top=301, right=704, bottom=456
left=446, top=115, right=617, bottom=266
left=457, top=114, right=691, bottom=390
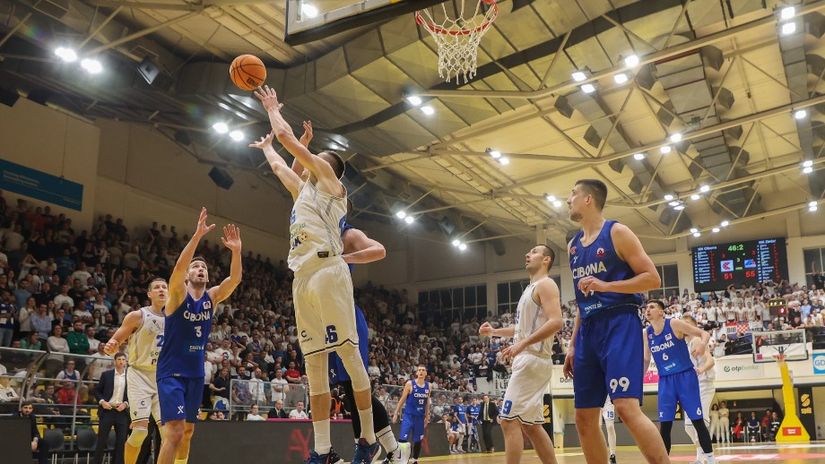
left=1, top=0, right=824, bottom=253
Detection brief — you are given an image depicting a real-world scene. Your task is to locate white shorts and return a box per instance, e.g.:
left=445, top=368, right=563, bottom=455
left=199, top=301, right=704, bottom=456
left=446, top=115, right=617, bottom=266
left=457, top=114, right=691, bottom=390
left=293, top=259, right=358, bottom=357
left=686, top=380, right=716, bottom=428
left=602, top=397, right=615, bottom=422
left=499, top=353, right=553, bottom=425
left=127, top=367, right=160, bottom=424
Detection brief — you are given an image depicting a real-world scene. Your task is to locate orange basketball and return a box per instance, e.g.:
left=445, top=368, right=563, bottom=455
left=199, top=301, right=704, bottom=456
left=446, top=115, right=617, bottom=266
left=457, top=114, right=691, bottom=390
left=229, top=54, right=266, bottom=91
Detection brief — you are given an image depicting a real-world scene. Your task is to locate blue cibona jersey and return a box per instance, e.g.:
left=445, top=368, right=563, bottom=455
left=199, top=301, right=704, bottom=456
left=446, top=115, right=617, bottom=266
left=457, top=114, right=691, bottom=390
left=569, top=220, right=644, bottom=319
left=405, top=379, right=430, bottom=417
left=647, top=318, right=693, bottom=376
left=157, top=292, right=213, bottom=379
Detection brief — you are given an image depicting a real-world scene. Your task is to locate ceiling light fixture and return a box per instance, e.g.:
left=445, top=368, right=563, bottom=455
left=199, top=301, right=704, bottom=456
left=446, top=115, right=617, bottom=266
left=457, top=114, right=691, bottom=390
left=301, top=2, right=319, bottom=18
left=406, top=95, right=422, bottom=106
left=803, top=166, right=814, bottom=174
left=572, top=71, right=587, bottom=82
left=690, top=228, right=698, bottom=234
left=404, top=215, right=415, bottom=224
left=690, top=194, right=701, bottom=201
left=721, top=220, right=730, bottom=227
left=633, top=153, right=645, bottom=160
left=452, top=239, right=461, bottom=247
left=499, top=156, right=510, bottom=166
left=669, top=133, right=683, bottom=143
left=212, top=122, right=229, bottom=134
left=552, top=200, right=563, bottom=208
left=674, top=205, right=686, bottom=211
left=624, top=54, right=640, bottom=67
left=546, top=194, right=556, bottom=202
left=420, top=105, right=435, bottom=116
left=712, top=227, right=720, bottom=233
left=80, top=58, right=103, bottom=74
left=700, top=185, right=710, bottom=193
left=581, top=83, right=596, bottom=94
left=803, top=160, right=814, bottom=168
left=810, top=201, right=819, bottom=212
left=780, top=6, right=795, bottom=20
left=54, top=46, right=77, bottom=63
left=794, top=109, right=807, bottom=120
left=395, top=210, right=407, bottom=219
left=458, top=243, right=468, bottom=251
left=668, top=200, right=681, bottom=207
left=488, top=149, right=502, bottom=159
left=693, top=232, right=701, bottom=238
left=228, top=130, right=244, bottom=142
left=660, top=145, right=672, bottom=154
left=614, top=73, right=629, bottom=84
left=781, top=21, right=797, bottom=35
left=664, top=194, right=674, bottom=201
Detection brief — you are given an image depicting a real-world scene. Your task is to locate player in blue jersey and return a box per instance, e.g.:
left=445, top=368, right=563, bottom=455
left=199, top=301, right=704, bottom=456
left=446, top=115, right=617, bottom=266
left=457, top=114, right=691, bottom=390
left=451, top=397, right=469, bottom=453
left=643, top=300, right=716, bottom=464
left=155, top=209, right=242, bottom=464
left=393, top=366, right=431, bottom=464
left=466, top=397, right=481, bottom=452
left=563, top=179, right=669, bottom=464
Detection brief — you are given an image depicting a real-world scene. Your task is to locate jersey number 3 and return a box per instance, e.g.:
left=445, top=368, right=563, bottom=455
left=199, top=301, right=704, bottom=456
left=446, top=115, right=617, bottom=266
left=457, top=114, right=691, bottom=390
left=194, top=326, right=202, bottom=338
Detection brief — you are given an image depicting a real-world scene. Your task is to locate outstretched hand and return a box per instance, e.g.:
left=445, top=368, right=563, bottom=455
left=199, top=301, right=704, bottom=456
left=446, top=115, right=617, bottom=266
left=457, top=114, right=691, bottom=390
left=221, top=224, right=242, bottom=253
left=299, top=121, right=313, bottom=147
left=254, top=85, right=281, bottom=113
left=194, top=207, right=216, bottom=239
left=249, top=132, right=275, bottom=150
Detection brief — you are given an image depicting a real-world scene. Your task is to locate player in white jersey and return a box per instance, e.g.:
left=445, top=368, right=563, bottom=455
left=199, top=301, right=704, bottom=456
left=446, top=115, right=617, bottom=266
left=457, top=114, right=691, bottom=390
left=253, top=85, right=378, bottom=464
left=682, top=315, right=716, bottom=464
left=479, top=245, right=563, bottom=464
left=104, top=278, right=168, bottom=464
left=602, top=396, right=617, bottom=464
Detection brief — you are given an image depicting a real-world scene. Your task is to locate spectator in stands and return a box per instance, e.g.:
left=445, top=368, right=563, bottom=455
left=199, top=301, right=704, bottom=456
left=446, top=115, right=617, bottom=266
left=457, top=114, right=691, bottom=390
left=246, top=404, right=266, bottom=421
left=47, top=325, right=70, bottom=354
left=769, top=411, right=781, bottom=440
left=88, top=344, right=114, bottom=381
left=284, top=361, right=301, bottom=384
left=0, top=290, right=15, bottom=346
left=269, top=399, right=288, bottom=419
left=66, top=321, right=90, bottom=355
left=56, top=380, right=76, bottom=405
left=746, top=411, right=761, bottom=442
left=0, top=375, right=20, bottom=402
left=55, top=360, right=79, bottom=381
left=30, top=304, right=52, bottom=339
left=20, top=332, right=44, bottom=351
left=18, top=295, right=35, bottom=337
left=289, top=401, right=308, bottom=419
left=19, top=401, right=48, bottom=464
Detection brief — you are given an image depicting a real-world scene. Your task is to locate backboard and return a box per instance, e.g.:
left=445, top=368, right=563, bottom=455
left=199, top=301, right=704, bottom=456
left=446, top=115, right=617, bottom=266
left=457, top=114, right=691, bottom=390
left=285, top=0, right=447, bottom=45
left=751, top=330, right=809, bottom=364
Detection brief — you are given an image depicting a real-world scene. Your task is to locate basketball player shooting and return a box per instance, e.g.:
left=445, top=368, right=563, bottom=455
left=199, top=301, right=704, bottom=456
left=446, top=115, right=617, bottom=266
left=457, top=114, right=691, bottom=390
left=155, top=209, right=243, bottom=464
left=479, top=244, right=562, bottom=464
left=563, top=179, right=670, bottom=464
left=103, top=277, right=168, bottom=464
left=253, top=85, right=379, bottom=464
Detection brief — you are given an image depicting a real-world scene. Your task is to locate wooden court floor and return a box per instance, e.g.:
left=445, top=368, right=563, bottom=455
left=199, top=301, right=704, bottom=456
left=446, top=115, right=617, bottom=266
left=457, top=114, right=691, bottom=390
left=417, top=443, right=825, bottom=463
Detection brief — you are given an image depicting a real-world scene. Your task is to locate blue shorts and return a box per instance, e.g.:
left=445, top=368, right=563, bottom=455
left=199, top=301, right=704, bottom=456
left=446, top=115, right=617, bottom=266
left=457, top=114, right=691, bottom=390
left=658, top=369, right=703, bottom=422
left=329, top=305, right=369, bottom=384
left=573, top=308, right=644, bottom=408
left=400, top=414, right=426, bottom=443
left=158, top=376, right=203, bottom=424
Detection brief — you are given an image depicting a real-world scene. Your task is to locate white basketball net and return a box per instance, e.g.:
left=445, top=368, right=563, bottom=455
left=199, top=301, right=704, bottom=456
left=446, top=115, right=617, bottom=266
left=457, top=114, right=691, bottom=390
left=416, top=1, right=499, bottom=84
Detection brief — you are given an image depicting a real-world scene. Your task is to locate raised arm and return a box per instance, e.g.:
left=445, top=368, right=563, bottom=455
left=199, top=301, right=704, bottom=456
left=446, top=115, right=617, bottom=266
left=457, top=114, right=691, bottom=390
left=208, top=224, right=242, bottom=306
left=166, top=208, right=215, bottom=316
left=290, top=120, right=313, bottom=177
left=103, top=310, right=142, bottom=355
left=342, top=228, right=386, bottom=264
left=254, top=86, right=340, bottom=192
left=501, top=278, right=563, bottom=360
left=249, top=132, right=302, bottom=200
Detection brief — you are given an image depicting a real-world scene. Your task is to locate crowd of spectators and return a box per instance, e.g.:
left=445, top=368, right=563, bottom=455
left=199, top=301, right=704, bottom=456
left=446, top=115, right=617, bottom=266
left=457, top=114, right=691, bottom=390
left=1, top=191, right=825, bottom=424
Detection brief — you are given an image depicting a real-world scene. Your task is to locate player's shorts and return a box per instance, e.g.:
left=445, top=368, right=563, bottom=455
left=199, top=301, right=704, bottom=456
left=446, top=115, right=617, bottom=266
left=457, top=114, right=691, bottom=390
left=685, top=379, right=716, bottom=429
left=158, top=376, right=203, bottom=424
left=602, top=397, right=615, bottom=422
left=573, top=307, right=644, bottom=409
left=127, top=367, right=160, bottom=423
left=329, top=304, right=369, bottom=384
left=400, top=414, right=426, bottom=443
left=499, top=352, right=553, bottom=425
left=658, top=369, right=703, bottom=422
left=293, top=259, right=358, bottom=357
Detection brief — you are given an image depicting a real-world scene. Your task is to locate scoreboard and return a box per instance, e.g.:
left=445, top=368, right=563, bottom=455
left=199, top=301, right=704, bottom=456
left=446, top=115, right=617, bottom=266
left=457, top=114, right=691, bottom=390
left=692, top=238, right=788, bottom=292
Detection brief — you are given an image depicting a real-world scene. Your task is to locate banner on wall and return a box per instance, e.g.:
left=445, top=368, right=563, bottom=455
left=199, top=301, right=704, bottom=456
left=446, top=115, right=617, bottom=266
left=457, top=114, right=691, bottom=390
left=0, top=158, right=83, bottom=210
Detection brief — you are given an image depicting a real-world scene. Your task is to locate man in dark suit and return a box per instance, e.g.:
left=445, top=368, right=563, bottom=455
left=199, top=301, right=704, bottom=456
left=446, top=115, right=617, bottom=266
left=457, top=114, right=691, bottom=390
left=480, top=394, right=499, bottom=453
left=269, top=399, right=288, bottom=419
left=95, top=352, right=129, bottom=464
left=19, top=401, right=48, bottom=464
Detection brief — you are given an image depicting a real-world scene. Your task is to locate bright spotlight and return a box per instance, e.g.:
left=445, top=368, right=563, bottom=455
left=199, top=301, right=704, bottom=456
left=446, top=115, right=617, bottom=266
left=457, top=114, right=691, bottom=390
left=690, top=228, right=698, bottom=234
left=721, top=220, right=729, bottom=227
left=794, top=109, right=808, bottom=120
left=552, top=200, right=563, bottom=208
left=624, top=54, right=640, bottom=67
left=499, top=157, right=510, bottom=165
left=452, top=239, right=461, bottom=247
left=420, top=105, right=435, bottom=116
left=229, top=130, right=244, bottom=142
left=80, top=58, right=103, bottom=74
left=700, top=185, right=710, bottom=193
left=395, top=210, right=407, bottom=219
left=712, top=227, right=720, bottom=233
left=301, top=3, right=319, bottom=18
left=669, top=133, right=683, bottom=143
left=693, top=232, right=701, bottom=238
left=488, top=150, right=502, bottom=159
left=780, top=6, right=795, bottom=20
left=458, top=243, right=467, bottom=251
left=664, top=194, right=674, bottom=201
left=212, top=122, right=229, bottom=134
left=406, top=95, right=422, bottom=106
left=571, top=71, right=587, bottom=82
left=803, top=160, right=814, bottom=168
left=633, top=153, right=645, bottom=160
left=690, top=194, right=701, bottom=201
left=674, top=205, right=685, bottom=211
left=803, top=166, right=813, bottom=174
left=668, top=200, right=681, bottom=207
left=581, top=83, right=596, bottom=94
left=613, top=73, right=629, bottom=84
left=54, top=47, right=77, bottom=63
left=660, top=145, right=672, bottom=154
left=781, top=21, right=797, bottom=35
left=404, top=215, right=415, bottom=224
left=546, top=195, right=556, bottom=202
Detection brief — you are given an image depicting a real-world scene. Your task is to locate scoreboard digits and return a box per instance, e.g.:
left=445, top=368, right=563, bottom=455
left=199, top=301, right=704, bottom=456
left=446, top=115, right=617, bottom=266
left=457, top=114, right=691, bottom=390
left=692, top=238, right=788, bottom=292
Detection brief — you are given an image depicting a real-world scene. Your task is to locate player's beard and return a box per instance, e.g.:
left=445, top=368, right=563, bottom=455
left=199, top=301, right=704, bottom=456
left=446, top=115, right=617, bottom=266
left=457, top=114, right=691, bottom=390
left=569, top=211, right=583, bottom=222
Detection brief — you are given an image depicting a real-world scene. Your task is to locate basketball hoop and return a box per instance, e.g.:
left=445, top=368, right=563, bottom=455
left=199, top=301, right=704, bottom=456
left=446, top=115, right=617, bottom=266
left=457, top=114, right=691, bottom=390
left=415, top=0, right=499, bottom=84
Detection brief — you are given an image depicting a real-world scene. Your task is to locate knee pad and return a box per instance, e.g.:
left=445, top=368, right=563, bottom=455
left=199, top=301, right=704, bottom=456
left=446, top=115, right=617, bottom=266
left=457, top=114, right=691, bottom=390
left=305, top=354, right=330, bottom=397
left=336, top=344, right=370, bottom=392
left=126, top=427, right=148, bottom=447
